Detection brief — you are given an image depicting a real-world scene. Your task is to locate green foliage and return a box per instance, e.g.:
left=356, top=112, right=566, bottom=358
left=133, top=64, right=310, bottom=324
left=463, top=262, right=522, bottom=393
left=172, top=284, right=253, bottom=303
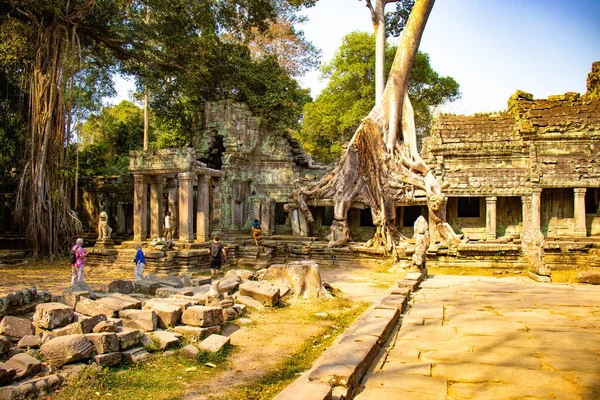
left=299, top=31, right=460, bottom=162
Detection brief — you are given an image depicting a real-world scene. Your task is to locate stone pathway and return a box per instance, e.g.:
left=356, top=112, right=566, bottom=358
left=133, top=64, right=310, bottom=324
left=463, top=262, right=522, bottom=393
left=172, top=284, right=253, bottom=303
left=356, top=275, right=600, bottom=400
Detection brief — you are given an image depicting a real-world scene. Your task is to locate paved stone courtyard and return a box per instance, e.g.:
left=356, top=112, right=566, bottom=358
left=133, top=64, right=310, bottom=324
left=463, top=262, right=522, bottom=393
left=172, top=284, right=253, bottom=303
left=356, top=275, right=600, bottom=400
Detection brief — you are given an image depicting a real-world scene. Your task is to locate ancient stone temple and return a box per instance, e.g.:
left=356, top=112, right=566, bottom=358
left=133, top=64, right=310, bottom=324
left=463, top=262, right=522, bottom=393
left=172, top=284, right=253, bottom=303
left=420, top=63, right=600, bottom=241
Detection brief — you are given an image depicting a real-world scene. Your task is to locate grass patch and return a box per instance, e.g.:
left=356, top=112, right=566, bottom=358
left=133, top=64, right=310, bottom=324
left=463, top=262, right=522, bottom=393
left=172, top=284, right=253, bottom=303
left=216, top=298, right=369, bottom=400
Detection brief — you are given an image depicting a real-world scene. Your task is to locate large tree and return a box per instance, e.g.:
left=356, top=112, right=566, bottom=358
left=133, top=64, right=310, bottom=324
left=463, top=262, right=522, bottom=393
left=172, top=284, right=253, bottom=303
left=294, top=0, right=460, bottom=256
left=300, top=31, right=459, bottom=162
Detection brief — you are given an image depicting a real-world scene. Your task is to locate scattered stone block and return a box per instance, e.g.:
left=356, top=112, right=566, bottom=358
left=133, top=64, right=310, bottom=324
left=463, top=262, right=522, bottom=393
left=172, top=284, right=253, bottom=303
left=0, top=335, right=10, bottom=354
left=396, top=280, right=420, bottom=292
left=222, top=308, right=238, bottom=321
left=0, top=316, right=35, bottom=339
left=97, top=294, right=141, bottom=312
left=108, top=280, right=134, bottom=294
left=58, top=362, right=87, bottom=381
left=5, top=353, right=42, bottom=380
left=121, top=347, right=151, bottom=364
left=173, top=325, right=221, bottom=341
left=61, top=290, right=91, bottom=308
left=0, top=374, right=63, bottom=400
left=198, top=334, right=230, bottom=353
left=390, top=286, right=411, bottom=296
left=578, top=272, right=600, bottom=284
left=225, top=269, right=256, bottom=281
left=0, top=363, right=17, bottom=386
left=379, top=295, right=408, bottom=312
left=85, top=332, right=119, bottom=354
left=217, top=276, right=241, bottom=293
left=119, top=309, right=157, bottom=332
left=40, top=331, right=55, bottom=345
left=93, top=320, right=118, bottom=333
left=235, top=294, right=265, bottom=310
left=116, top=327, right=141, bottom=351
left=149, top=331, right=180, bottom=350
left=75, top=297, right=119, bottom=318
left=50, top=322, right=85, bottom=337
left=191, top=277, right=212, bottom=286
left=179, top=274, right=193, bottom=288
left=71, top=281, right=95, bottom=294
left=94, top=352, right=122, bottom=367
left=181, top=306, right=224, bottom=327
left=155, top=287, right=194, bottom=298
left=133, top=280, right=160, bottom=295
left=33, top=302, right=73, bottom=329
left=233, top=304, right=247, bottom=317
left=527, top=271, right=552, bottom=283
left=72, top=313, right=107, bottom=334
left=142, top=301, right=182, bottom=328
left=40, top=334, right=94, bottom=367
left=239, top=281, right=280, bottom=307
left=181, top=344, right=199, bottom=360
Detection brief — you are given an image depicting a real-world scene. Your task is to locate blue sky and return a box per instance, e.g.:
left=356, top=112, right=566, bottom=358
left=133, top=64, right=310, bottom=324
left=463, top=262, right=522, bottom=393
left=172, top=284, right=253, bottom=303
left=111, top=0, right=600, bottom=115
left=298, top=0, right=600, bottom=114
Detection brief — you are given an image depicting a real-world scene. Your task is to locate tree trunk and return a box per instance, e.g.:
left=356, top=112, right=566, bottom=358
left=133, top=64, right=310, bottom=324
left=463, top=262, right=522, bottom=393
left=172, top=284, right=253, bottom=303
left=373, top=0, right=386, bottom=104
left=293, top=0, right=460, bottom=255
left=262, top=261, right=330, bottom=299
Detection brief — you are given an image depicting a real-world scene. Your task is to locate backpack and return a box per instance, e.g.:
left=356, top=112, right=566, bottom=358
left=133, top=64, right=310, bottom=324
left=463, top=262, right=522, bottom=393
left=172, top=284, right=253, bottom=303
left=210, top=243, right=221, bottom=260
left=69, top=248, right=77, bottom=264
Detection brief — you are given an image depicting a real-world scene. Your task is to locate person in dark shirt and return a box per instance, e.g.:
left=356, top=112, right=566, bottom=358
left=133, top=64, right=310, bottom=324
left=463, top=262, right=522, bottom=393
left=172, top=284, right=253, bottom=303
left=209, top=236, right=227, bottom=280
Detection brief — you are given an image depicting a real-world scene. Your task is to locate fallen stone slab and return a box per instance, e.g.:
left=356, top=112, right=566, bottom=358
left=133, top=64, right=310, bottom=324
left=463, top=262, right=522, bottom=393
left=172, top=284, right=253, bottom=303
left=75, top=297, right=119, bottom=318
left=72, top=313, right=107, bottom=334
left=404, top=271, right=426, bottom=283
left=182, top=306, right=224, bottom=327
left=191, top=277, right=212, bottom=287
left=5, top=353, right=42, bottom=380
left=350, top=307, right=399, bottom=343
left=173, top=325, right=221, bottom=341
left=239, top=281, right=280, bottom=307
left=133, top=280, right=160, bottom=295
left=119, top=309, right=157, bottom=332
left=222, top=308, right=238, bottom=321
left=225, top=269, right=256, bottom=281
left=273, top=374, right=332, bottom=400
left=149, top=297, right=195, bottom=312
left=94, top=352, right=122, bottom=367
left=155, top=287, right=194, bottom=298
left=142, top=301, right=181, bottom=328
left=0, top=316, right=35, bottom=339
left=235, top=294, right=265, bottom=310
left=17, top=335, right=41, bottom=349
left=0, top=363, right=17, bottom=386
left=390, top=286, right=411, bottom=296
left=116, top=327, right=141, bottom=351
left=61, top=290, right=91, bottom=308
left=85, top=332, right=119, bottom=354
left=1, top=335, right=12, bottom=354
left=578, top=272, right=600, bottom=285
left=378, top=295, right=408, bottom=313
left=198, top=334, right=230, bottom=353
left=92, top=320, right=118, bottom=333
left=121, top=347, right=151, bottom=364
left=148, top=277, right=182, bottom=288
left=233, top=304, right=247, bottom=317
left=150, top=331, right=180, bottom=350
left=181, top=344, right=199, bottom=360
left=0, top=374, right=63, bottom=400
left=97, top=294, right=141, bottom=312
left=40, top=334, right=94, bottom=367
left=108, top=280, right=134, bottom=294
left=217, top=276, right=241, bottom=294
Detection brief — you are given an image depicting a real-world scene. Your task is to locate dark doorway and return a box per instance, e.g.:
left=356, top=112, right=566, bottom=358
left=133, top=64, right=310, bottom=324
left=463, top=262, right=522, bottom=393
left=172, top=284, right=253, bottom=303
left=458, top=197, right=480, bottom=218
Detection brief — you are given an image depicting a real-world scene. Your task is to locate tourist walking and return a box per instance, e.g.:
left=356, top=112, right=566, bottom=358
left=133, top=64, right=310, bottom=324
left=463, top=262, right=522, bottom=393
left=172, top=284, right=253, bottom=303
left=164, top=211, right=172, bottom=241
left=133, top=243, right=146, bottom=281
left=70, top=238, right=88, bottom=287
left=251, top=219, right=262, bottom=247
left=209, top=236, right=227, bottom=280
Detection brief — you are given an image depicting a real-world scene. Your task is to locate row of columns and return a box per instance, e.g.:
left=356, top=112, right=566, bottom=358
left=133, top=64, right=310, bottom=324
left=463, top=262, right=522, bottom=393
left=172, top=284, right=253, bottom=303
left=485, top=188, right=587, bottom=239
left=133, top=172, right=213, bottom=242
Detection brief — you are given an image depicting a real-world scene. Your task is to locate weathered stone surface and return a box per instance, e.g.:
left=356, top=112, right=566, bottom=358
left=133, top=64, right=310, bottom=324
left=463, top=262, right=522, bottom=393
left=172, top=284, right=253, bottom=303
left=94, top=352, right=122, bottom=367
left=75, top=297, right=119, bottom=318
left=235, top=294, right=265, bottom=310
left=233, top=304, right=247, bottom=317
left=40, top=334, right=94, bottom=367
left=0, top=374, right=63, bottom=400
left=97, top=294, right=141, bottom=312
left=155, top=287, right=194, bottom=298
left=119, top=309, right=157, bottom=332
left=142, top=301, right=182, bottom=328
left=121, top=347, right=151, bottom=364
left=0, top=335, right=10, bottom=354
left=263, top=262, right=328, bottom=299
left=239, top=281, right=280, bottom=307
left=396, top=280, right=420, bottom=292
left=181, top=306, right=224, bottom=327
left=149, top=331, right=180, bottom=350
left=379, top=295, right=408, bottom=312
left=350, top=307, right=399, bottom=343
left=51, top=322, right=85, bottom=337
left=0, top=316, right=35, bottom=339
left=108, top=280, right=134, bottom=294
left=173, top=325, right=221, bottom=341
left=5, top=353, right=42, bottom=380
left=61, top=290, right=91, bottom=308
left=92, top=320, right=118, bottom=333
left=116, top=327, right=141, bottom=350
left=16, top=335, right=41, bottom=350
left=225, top=269, right=256, bottom=281
left=578, top=272, right=600, bottom=285
left=198, top=334, right=230, bottom=353
left=85, top=332, right=119, bottom=354
left=0, top=363, right=17, bottom=386
left=147, top=297, right=194, bottom=312
left=222, top=308, right=238, bottom=321
left=72, top=313, right=107, bottom=334
left=191, top=277, right=212, bottom=287
left=273, top=375, right=332, bottom=400
left=181, top=344, right=199, bottom=360
left=217, top=276, right=241, bottom=294
left=133, top=280, right=160, bottom=295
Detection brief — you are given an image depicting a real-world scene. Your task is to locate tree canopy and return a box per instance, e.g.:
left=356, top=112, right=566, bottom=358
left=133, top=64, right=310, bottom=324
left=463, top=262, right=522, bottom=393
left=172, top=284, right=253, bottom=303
left=299, top=31, right=460, bottom=162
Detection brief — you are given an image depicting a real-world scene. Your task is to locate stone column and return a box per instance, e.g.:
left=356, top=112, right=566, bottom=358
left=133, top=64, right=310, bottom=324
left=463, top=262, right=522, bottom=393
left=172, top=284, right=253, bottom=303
left=521, top=196, right=532, bottom=233
left=116, top=202, right=126, bottom=235
left=298, top=209, right=309, bottom=237
left=166, top=177, right=179, bottom=237
left=252, top=198, right=261, bottom=222
left=196, top=174, right=211, bottom=242
left=133, top=174, right=148, bottom=241
left=261, top=199, right=273, bottom=235
left=149, top=175, right=164, bottom=239
left=531, top=188, right=542, bottom=233
left=486, top=196, right=497, bottom=240
left=178, top=172, right=194, bottom=242
left=291, top=209, right=300, bottom=236
left=574, top=188, right=587, bottom=237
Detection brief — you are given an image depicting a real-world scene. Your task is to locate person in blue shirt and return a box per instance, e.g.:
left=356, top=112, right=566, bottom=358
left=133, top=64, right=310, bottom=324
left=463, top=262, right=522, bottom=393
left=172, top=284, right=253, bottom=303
left=133, top=243, right=146, bottom=281
left=251, top=219, right=262, bottom=247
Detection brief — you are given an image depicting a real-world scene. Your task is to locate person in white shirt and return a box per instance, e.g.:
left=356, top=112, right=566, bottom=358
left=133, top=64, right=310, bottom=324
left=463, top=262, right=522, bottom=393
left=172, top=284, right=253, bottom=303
left=164, top=211, right=172, bottom=241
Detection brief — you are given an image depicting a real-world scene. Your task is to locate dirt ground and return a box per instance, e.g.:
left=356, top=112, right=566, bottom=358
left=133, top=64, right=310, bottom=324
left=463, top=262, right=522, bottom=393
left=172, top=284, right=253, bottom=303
left=0, top=259, right=403, bottom=399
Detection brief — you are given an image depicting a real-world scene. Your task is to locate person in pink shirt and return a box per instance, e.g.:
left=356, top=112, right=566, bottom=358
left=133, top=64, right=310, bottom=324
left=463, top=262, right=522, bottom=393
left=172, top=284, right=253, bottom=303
left=71, top=238, right=88, bottom=287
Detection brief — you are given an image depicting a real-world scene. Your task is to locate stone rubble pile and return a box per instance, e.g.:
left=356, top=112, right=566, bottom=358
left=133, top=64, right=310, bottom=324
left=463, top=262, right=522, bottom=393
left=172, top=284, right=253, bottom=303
left=0, top=269, right=290, bottom=400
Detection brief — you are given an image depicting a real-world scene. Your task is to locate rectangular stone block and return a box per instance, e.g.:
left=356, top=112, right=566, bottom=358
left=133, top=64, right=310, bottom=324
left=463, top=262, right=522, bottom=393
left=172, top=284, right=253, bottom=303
left=72, top=313, right=107, bottom=334
left=379, top=295, right=408, bottom=312
left=108, top=280, right=134, bottom=294
left=155, top=287, right=194, bottom=298
left=173, top=325, right=221, bottom=341
left=198, top=334, right=230, bottom=353
left=61, top=290, right=91, bottom=308
left=273, top=375, right=332, bottom=400
left=5, top=353, right=42, bottom=380
left=94, top=352, right=122, bottom=367
left=97, top=295, right=141, bottom=312
left=239, top=281, right=280, bottom=307
left=119, top=310, right=157, bottom=332
left=75, top=297, right=119, bottom=318
left=396, top=280, right=420, bottom=292
left=0, top=316, right=35, bottom=339
left=85, top=333, right=119, bottom=354
left=181, top=306, right=224, bottom=327
left=142, top=302, right=181, bottom=328
left=351, top=307, right=399, bottom=343
left=121, top=347, right=151, bottom=364
left=149, top=331, right=180, bottom=350
left=133, top=280, right=160, bottom=295
left=116, top=327, right=141, bottom=351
